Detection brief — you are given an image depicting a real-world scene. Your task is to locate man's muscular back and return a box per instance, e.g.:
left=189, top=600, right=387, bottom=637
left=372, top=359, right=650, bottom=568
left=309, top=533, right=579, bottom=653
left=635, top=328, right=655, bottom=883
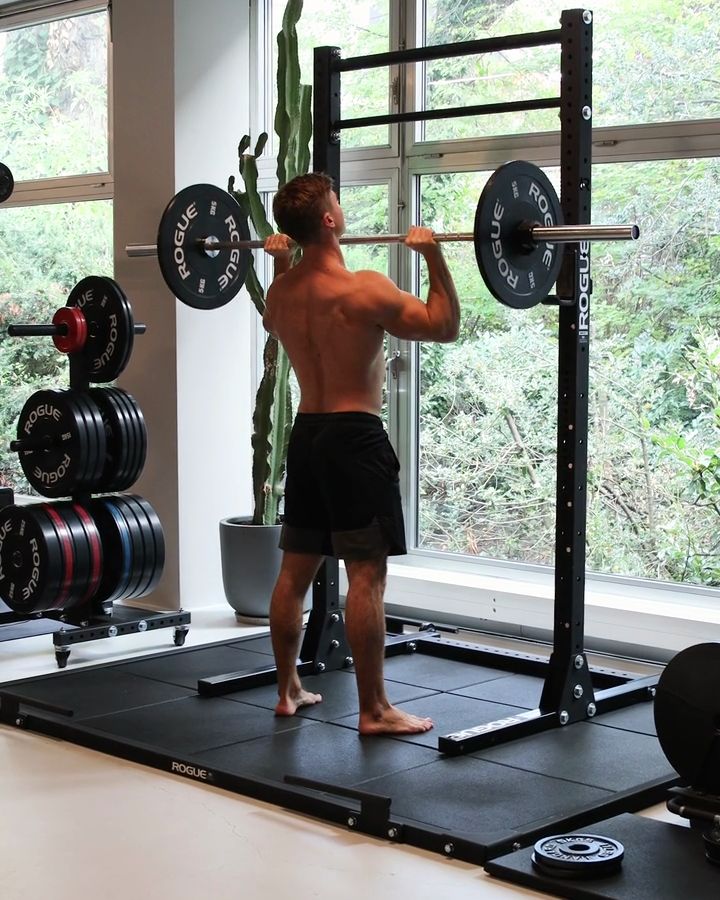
left=264, top=261, right=387, bottom=415
left=264, top=231, right=461, bottom=416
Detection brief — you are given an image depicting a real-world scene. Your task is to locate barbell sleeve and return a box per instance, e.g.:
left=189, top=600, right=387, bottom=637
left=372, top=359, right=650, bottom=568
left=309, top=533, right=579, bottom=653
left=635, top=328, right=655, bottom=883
left=125, top=223, right=638, bottom=259
left=530, top=224, right=640, bottom=242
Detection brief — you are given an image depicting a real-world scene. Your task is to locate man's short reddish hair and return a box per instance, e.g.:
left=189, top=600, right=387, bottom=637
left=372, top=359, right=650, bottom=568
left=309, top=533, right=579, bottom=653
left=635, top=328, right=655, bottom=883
left=272, top=173, right=335, bottom=245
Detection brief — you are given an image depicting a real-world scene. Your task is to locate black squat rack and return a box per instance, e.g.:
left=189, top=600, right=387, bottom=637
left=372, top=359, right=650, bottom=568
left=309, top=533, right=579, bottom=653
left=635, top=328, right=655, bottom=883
left=197, top=8, right=657, bottom=750
left=0, top=276, right=190, bottom=666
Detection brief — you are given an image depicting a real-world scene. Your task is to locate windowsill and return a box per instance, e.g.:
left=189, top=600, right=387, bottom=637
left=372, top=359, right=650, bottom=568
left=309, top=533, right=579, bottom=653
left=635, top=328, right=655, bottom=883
left=339, top=552, right=720, bottom=663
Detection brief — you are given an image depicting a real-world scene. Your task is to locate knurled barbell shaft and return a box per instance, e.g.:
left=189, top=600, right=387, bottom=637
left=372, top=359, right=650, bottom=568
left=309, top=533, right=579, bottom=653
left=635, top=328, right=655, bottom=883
left=125, top=223, right=638, bottom=258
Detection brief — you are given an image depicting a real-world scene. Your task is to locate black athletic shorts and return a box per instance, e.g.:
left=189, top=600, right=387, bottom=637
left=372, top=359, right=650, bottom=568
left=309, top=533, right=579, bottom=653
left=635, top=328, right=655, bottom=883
left=279, top=412, right=407, bottom=560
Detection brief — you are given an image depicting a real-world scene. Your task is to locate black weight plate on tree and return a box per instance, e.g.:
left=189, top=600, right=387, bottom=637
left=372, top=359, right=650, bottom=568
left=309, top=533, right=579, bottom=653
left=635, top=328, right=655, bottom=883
left=0, top=162, right=14, bottom=203
left=119, top=496, right=156, bottom=600
left=106, top=388, right=140, bottom=489
left=54, top=502, right=96, bottom=609
left=112, top=389, right=147, bottom=487
left=16, top=389, right=90, bottom=498
left=122, top=495, right=164, bottom=599
left=66, top=276, right=134, bottom=383
left=0, top=505, right=64, bottom=614
left=106, top=388, right=138, bottom=489
left=112, top=495, right=147, bottom=600
left=48, top=503, right=92, bottom=611
left=124, top=392, right=148, bottom=485
left=156, top=183, right=251, bottom=310
left=88, top=388, right=133, bottom=491
left=71, top=391, right=107, bottom=491
left=531, top=834, right=624, bottom=879
left=129, top=495, right=165, bottom=597
left=66, top=390, right=97, bottom=490
left=654, top=642, right=720, bottom=794
left=40, top=503, right=78, bottom=612
left=474, top=160, right=564, bottom=309
left=109, top=279, right=137, bottom=376
left=73, top=502, right=103, bottom=605
left=87, top=497, right=134, bottom=604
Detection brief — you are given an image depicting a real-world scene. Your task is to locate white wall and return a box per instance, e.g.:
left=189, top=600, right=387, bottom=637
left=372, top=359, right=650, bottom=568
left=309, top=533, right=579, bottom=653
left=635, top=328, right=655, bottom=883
left=113, top=0, right=253, bottom=611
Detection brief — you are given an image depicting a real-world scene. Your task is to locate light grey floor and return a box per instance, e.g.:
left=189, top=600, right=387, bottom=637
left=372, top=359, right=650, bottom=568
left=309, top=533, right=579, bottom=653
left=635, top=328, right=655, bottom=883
left=0, top=605, right=679, bottom=900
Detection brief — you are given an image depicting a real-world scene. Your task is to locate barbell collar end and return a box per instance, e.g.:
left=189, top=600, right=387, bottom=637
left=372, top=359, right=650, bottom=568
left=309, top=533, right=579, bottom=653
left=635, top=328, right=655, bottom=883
left=134, top=324, right=147, bottom=335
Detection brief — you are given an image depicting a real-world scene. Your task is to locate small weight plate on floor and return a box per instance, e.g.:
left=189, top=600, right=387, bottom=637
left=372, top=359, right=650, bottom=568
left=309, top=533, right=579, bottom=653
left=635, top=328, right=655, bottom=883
left=88, top=388, right=132, bottom=492
left=88, top=497, right=134, bottom=604
left=66, top=276, right=134, bottom=383
left=654, top=642, right=720, bottom=794
left=531, top=834, right=624, bottom=879
left=16, top=390, right=90, bottom=498
left=0, top=162, right=14, bottom=203
left=474, top=160, right=564, bottom=309
left=0, top=505, right=64, bottom=614
left=156, top=183, right=251, bottom=310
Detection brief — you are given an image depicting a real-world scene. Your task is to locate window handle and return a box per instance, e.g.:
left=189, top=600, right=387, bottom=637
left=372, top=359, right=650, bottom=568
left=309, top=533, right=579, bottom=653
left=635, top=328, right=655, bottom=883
left=387, top=350, right=402, bottom=380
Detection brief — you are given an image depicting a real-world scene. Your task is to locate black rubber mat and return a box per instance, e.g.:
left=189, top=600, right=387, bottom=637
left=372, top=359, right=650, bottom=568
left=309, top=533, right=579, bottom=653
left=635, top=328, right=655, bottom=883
left=202, top=720, right=438, bottom=786
left=119, top=644, right=270, bottom=689
left=486, top=812, right=717, bottom=899
left=6, top=668, right=193, bottom=719
left=357, top=755, right=613, bottom=838
left=83, top=694, right=317, bottom=754
left=224, top=668, right=438, bottom=722
left=380, top=651, right=510, bottom=691
left=473, top=721, right=672, bottom=792
left=589, top=702, right=657, bottom=736
left=0, top=637, right=676, bottom=865
left=332, top=691, right=524, bottom=748
left=452, top=673, right=544, bottom=708
left=230, top=633, right=275, bottom=655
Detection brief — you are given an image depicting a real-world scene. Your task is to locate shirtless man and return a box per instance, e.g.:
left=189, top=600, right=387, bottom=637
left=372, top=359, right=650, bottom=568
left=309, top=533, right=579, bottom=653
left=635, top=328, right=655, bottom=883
left=263, top=172, right=460, bottom=735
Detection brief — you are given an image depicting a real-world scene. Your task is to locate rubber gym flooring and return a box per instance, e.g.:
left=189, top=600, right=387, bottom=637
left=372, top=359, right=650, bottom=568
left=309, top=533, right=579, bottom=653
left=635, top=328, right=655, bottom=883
left=0, top=632, right=678, bottom=864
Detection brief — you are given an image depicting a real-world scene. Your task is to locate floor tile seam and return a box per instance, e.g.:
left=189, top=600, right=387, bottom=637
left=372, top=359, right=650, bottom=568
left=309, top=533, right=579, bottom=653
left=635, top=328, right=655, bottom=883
left=470, top=751, right=676, bottom=793
left=191, top=719, right=323, bottom=756
left=587, top=720, right=657, bottom=738
left=78, top=692, right=244, bottom=723
left=461, top=753, right=626, bottom=793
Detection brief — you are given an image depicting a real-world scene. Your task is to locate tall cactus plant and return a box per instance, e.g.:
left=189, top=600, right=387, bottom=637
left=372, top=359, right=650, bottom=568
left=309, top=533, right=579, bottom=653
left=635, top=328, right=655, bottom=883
left=228, top=0, right=312, bottom=526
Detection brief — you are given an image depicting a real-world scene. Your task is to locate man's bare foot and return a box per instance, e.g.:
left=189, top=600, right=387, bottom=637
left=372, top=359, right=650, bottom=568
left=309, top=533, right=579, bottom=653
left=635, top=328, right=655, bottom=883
left=358, top=705, right=434, bottom=735
left=275, top=688, right=323, bottom=717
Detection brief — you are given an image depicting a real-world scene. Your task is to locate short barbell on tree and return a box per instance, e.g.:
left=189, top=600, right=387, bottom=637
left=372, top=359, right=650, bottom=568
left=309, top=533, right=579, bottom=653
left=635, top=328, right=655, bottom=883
left=126, top=161, right=639, bottom=312
left=6, top=276, right=147, bottom=383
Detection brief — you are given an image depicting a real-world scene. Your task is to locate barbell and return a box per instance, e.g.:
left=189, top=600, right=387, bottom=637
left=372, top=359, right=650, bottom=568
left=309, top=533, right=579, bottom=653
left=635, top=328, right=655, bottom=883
left=125, top=161, right=640, bottom=311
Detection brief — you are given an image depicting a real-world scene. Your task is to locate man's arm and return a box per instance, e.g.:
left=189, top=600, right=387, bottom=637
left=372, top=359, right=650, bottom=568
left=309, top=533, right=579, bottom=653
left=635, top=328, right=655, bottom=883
left=262, top=233, right=293, bottom=335
left=359, top=227, right=461, bottom=343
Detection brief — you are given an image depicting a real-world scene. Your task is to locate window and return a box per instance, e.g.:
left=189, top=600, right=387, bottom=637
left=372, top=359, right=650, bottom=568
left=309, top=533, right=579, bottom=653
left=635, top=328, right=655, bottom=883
left=0, top=4, right=112, bottom=495
left=254, top=0, right=720, bottom=592
left=267, top=0, right=393, bottom=150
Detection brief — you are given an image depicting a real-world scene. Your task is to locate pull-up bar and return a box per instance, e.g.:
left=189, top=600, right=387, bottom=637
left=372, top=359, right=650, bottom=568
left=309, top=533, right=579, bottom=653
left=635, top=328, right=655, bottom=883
left=333, top=28, right=563, bottom=72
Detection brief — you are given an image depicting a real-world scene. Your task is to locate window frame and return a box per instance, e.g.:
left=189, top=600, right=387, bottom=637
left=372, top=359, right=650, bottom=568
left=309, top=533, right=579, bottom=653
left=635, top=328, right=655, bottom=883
left=250, top=0, right=720, bottom=607
left=0, top=0, right=113, bottom=206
